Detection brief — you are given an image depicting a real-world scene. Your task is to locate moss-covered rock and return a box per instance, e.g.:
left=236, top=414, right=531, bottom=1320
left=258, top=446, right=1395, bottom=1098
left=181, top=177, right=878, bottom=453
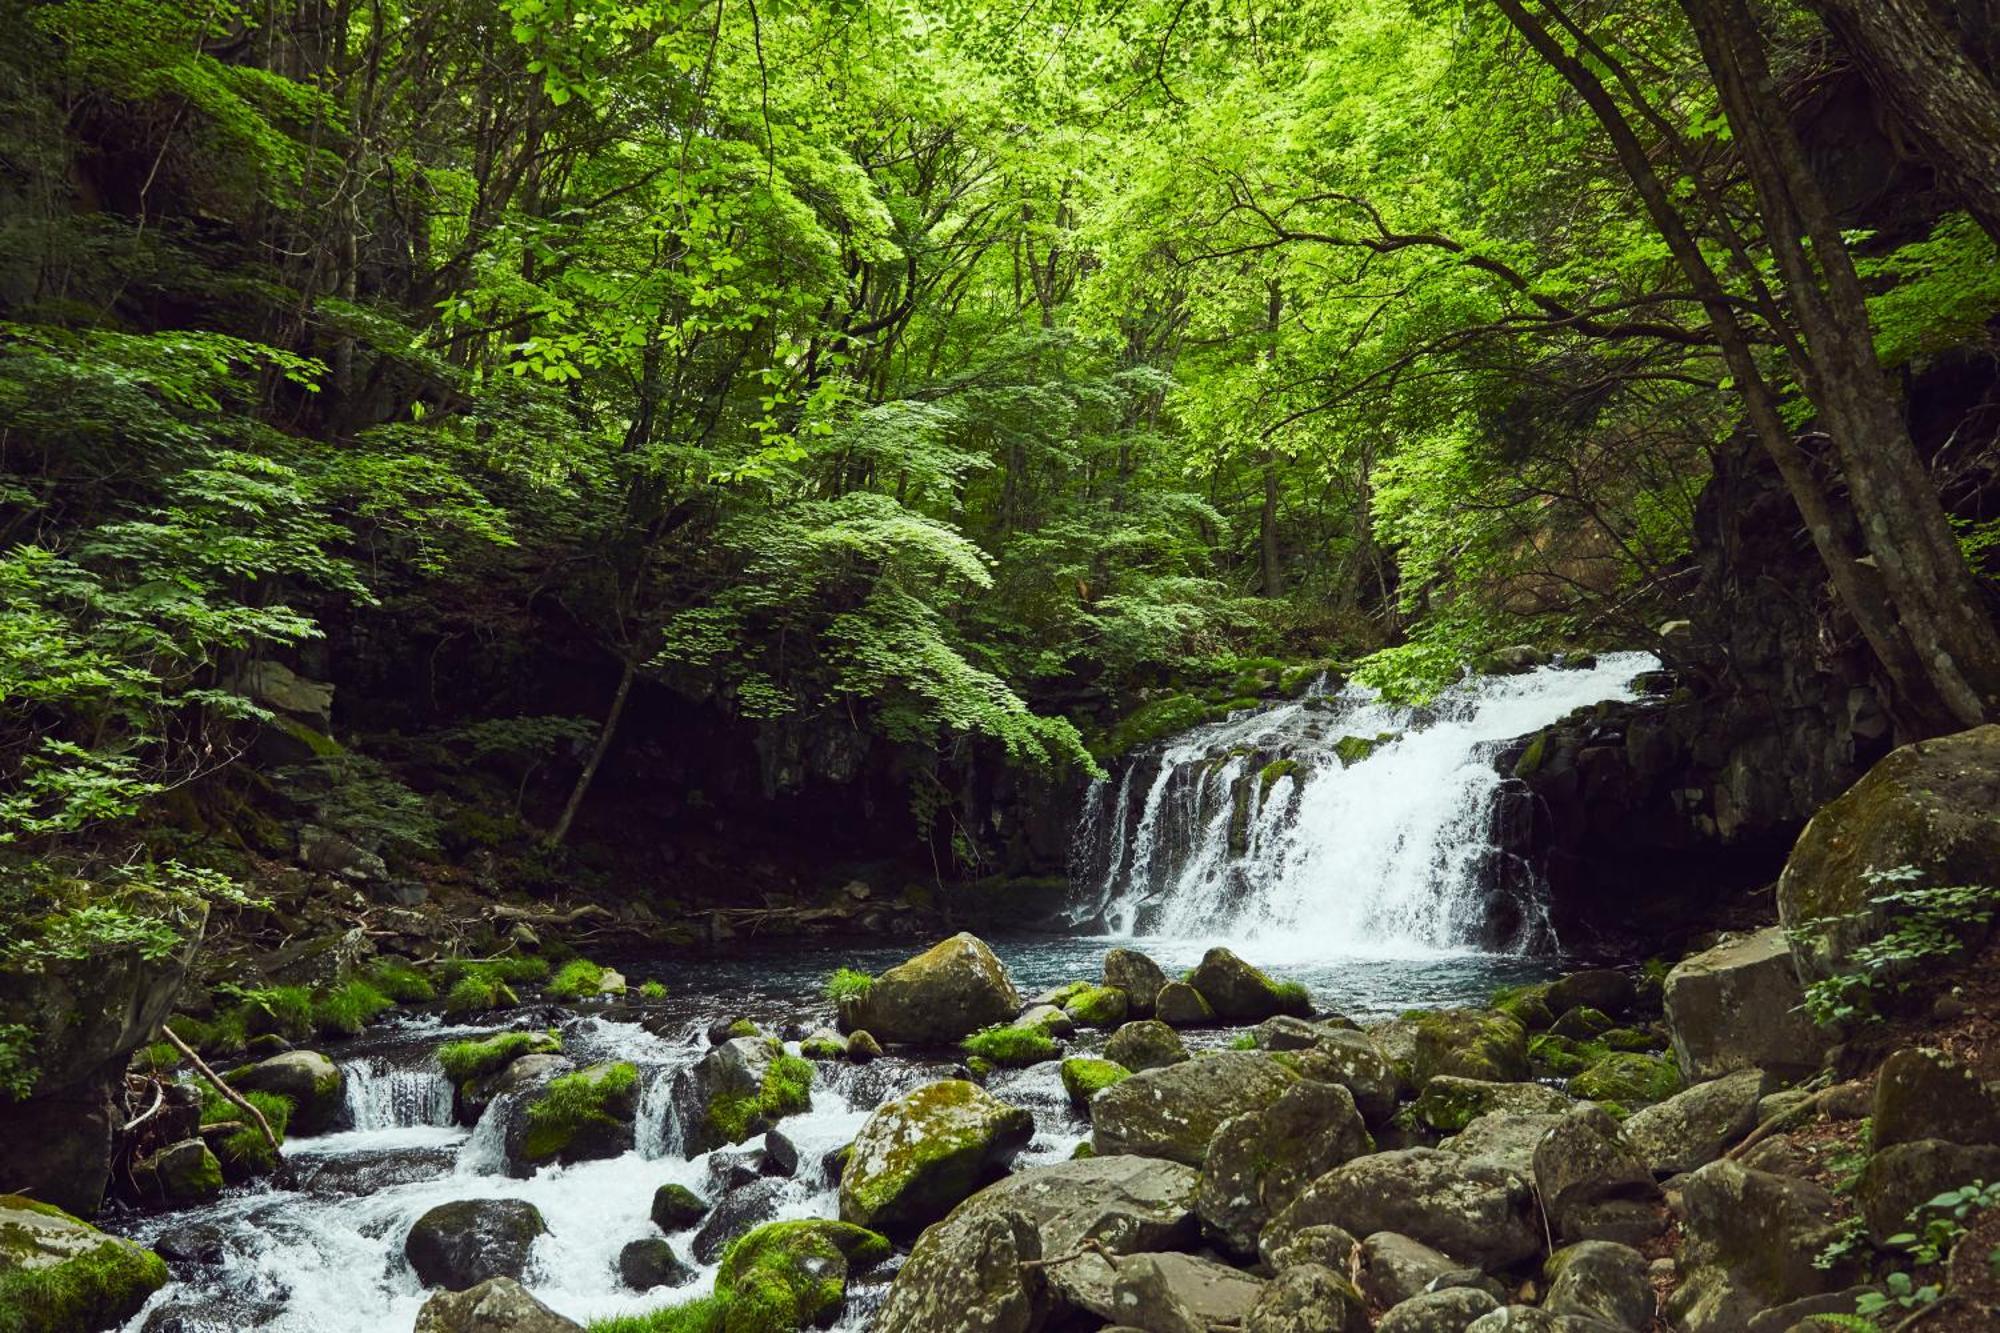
left=1333, top=733, right=1397, bottom=767
left=1549, top=1006, right=1614, bottom=1040
left=1198, top=1082, right=1372, bottom=1258
left=507, top=1062, right=639, bottom=1172
left=1529, top=1033, right=1606, bottom=1079
left=652, top=1183, right=710, bottom=1232
left=1410, top=1075, right=1571, bottom=1134
left=1059, top=1057, right=1131, bottom=1112
left=128, top=1138, right=223, bottom=1205
left=1154, top=981, right=1214, bottom=1027
left=836, top=933, right=1020, bottom=1046
left=0, top=1194, right=168, bottom=1332
left=1100, top=693, right=1213, bottom=758
left=1185, top=948, right=1310, bottom=1022
left=1092, top=1051, right=1300, bottom=1165
left=1103, top=1019, right=1187, bottom=1072
left=837, top=1080, right=1034, bottom=1238
left=1059, top=984, right=1128, bottom=1029
left=1489, top=982, right=1555, bottom=1031
left=437, top=1030, right=562, bottom=1084
left=797, top=1029, right=848, bottom=1061
left=675, top=1037, right=815, bottom=1155
left=710, top=1219, right=890, bottom=1332
left=200, top=1085, right=292, bottom=1180
left=1375, top=1009, right=1529, bottom=1089
left=960, top=1025, right=1057, bottom=1068
left=1569, top=1052, right=1681, bottom=1107
left=1104, top=948, right=1168, bottom=1016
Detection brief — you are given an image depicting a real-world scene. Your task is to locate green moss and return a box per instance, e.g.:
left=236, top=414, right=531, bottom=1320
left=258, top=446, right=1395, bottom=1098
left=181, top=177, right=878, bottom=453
left=726, top=1019, right=761, bottom=1039
left=312, top=979, right=395, bottom=1038
left=1549, top=1005, right=1613, bottom=1039
left=1600, top=1026, right=1662, bottom=1052
left=0, top=1202, right=168, bottom=1333
left=1512, top=731, right=1549, bottom=779
left=1258, top=758, right=1300, bottom=796
left=1570, top=1052, right=1682, bottom=1106
left=1039, top=980, right=1092, bottom=1007
left=199, top=1087, right=291, bottom=1175
left=364, top=959, right=435, bottom=1003
left=1228, top=1032, right=1259, bottom=1050
left=1490, top=982, right=1556, bottom=1030
left=1070, top=1141, right=1096, bottom=1159
left=1060, top=1057, right=1131, bottom=1108
left=268, top=715, right=345, bottom=758
left=799, top=1034, right=846, bottom=1060
left=1333, top=732, right=1397, bottom=767
left=1061, top=984, right=1129, bottom=1028
left=961, top=1025, right=1057, bottom=1068
left=1099, top=693, right=1213, bottom=758
left=522, top=1062, right=639, bottom=1162
left=546, top=958, right=609, bottom=1000
left=587, top=1296, right=727, bottom=1333
left=613, top=1220, right=883, bottom=1333
left=824, top=968, right=874, bottom=1003
left=704, top=1047, right=814, bottom=1147
left=435, top=955, right=550, bottom=986
left=240, top=986, right=316, bottom=1041
left=638, top=979, right=669, bottom=1001
left=1278, top=661, right=1343, bottom=697
left=1272, top=980, right=1313, bottom=1016
left=1529, top=1033, right=1606, bottom=1078
left=437, top=1029, right=562, bottom=1082
left=444, top=973, right=519, bottom=1015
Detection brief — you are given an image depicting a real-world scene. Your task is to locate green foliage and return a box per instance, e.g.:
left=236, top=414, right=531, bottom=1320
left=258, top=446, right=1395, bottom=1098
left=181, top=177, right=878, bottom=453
left=311, top=980, right=395, bottom=1039
left=522, top=1062, right=639, bottom=1162
left=960, top=1025, right=1058, bottom=1068
left=436, top=1030, right=562, bottom=1083
left=824, top=969, right=874, bottom=1003
left=218, top=984, right=316, bottom=1043
left=0, top=1024, right=37, bottom=1099
left=1860, top=1178, right=2000, bottom=1321
left=199, top=1086, right=292, bottom=1175
left=444, top=974, right=520, bottom=1017
left=545, top=959, right=610, bottom=1001
left=637, top=980, right=668, bottom=1002
left=363, top=960, right=435, bottom=1004
left=1794, top=866, right=2000, bottom=1027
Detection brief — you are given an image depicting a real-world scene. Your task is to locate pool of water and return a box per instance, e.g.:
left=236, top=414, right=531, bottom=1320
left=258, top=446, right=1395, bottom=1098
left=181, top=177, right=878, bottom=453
left=110, top=934, right=1556, bottom=1333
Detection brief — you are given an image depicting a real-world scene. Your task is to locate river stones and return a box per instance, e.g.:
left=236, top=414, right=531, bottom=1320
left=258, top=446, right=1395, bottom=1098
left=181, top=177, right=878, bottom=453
left=711, top=1220, right=889, bottom=1331
left=225, top=1050, right=344, bottom=1135
left=1104, top=948, right=1168, bottom=1016
left=1544, top=1241, right=1653, bottom=1329
left=617, top=1237, right=694, bottom=1290
left=1663, top=928, right=1826, bottom=1082
left=1620, top=1067, right=1767, bottom=1175
left=650, top=1182, right=708, bottom=1231
left=413, top=1277, right=582, bottom=1333
left=1197, top=1082, right=1370, bottom=1257
left=0, top=1194, right=168, bottom=1331
left=1110, top=1251, right=1266, bottom=1333
left=672, top=1036, right=812, bottom=1155
left=1261, top=1026, right=1401, bottom=1124
left=875, top=1208, right=1047, bottom=1333
left=838, top=1079, right=1033, bottom=1237
left=1411, top=1075, right=1570, bottom=1133
left=1061, top=1057, right=1131, bottom=1111
left=1091, top=1051, right=1299, bottom=1165
left=1153, top=982, right=1215, bottom=1027
left=837, top=933, right=1021, bottom=1045
left=1104, top=1020, right=1187, bottom=1072
left=1185, top=947, right=1308, bottom=1022
left=1377, top=1287, right=1502, bottom=1333
left=403, top=1199, right=547, bottom=1291
left=1264, top=1149, right=1539, bottom=1272
left=1243, top=1261, right=1369, bottom=1333
left=1373, top=1010, right=1529, bottom=1090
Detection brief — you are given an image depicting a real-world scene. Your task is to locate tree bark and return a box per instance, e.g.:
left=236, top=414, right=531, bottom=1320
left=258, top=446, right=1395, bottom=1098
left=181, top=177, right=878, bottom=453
left=1259, top=451, right=1283, bottom=598
left=1802, top=0, right=2000, bottom=245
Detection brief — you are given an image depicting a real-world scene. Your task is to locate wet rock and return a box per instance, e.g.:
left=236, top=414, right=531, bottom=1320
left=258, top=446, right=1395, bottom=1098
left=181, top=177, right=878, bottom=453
left=1265, top=1148, right=1539, bottom=1272
left=838, top=1079, right=1034, bottom=1237
left=1105, top=1020, right=1187, bottom=1072
left=1377, top=1287, right=1502, bottom=1333
left=1360, top=1232, right=1462, bottom=1308
left=1533, top=1113, right=1664, bottom=1246
left=412, top=1277, right=582, bottom=1332
left=1060, top=1057, right=1131, bottom=1112
left=799, top=1027, right=848, bottom=1060
left=0, top=1193, right=168, bottom=1329
left=1091, top=1051, right=1299, bottom=1166
left=1185, top=948, right=1309, bottom=1023
left=617, top=1237, right=694, bottom=1290
left=762, top=1129, right=799, bottom=1179
left=461, top=1053, right=570, bottom=1126
left=846, top=1031, right=883, bottom=1061
left=403, top=1199, right=547, bottom=1291
left=837, top=933, right=1021, bottom=1044
left=1620, top=1068, right=1767, bottom=1175
left=672, top=1037, right=813, bottom=1154
left=225, top=1050, right=344, bottom=1136
left=1855, top=1140, right=2000, bottom=1244
left=1105, top=948, right=1169, bottom=1016
left=1110, top=1250, right=1265, bottom=1333
left=649, top=1182, right=708, bottom=1231
left=1549, top=1006, right=1614, bottom=1040
left=1412, top=1076, right=1569, bottom=1133
left=875, top=1208, right=1047, bottom=1333
left=1544, top=1240, right=1652, bottom=1329
left=704, top=1148, right=764, bottom=1195
left=1871, top=1047, right=2000, bottom=1149
left=1016, top=1004, right=1076, bottom=1038
left=1244, top=1261, right=1369, bottom=1333
left=1663, top=928, right=1827, bottom=1082
left=153, top=1221, right=229, bottom=1266
left=690, top=1177, right=783, bottom=1262
left=129, top=1139, right=224, bottom=1206
left=1062, top=984, right=1131, bottom=1029
left=1374, top=1010, right=1530, bottom=1089
left=502, top=1062, right=640, bottom=1174
left=1198, top=1081, right=1370, bottom=1257
left=1154, top=982, right=1215, bottom=1027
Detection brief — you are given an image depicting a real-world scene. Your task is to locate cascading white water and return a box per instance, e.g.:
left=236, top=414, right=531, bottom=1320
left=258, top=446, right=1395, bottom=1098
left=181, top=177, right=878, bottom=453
left=1071, top=652, right=1659, bottom=960
left=342, top=1056, right=455, bottom=1132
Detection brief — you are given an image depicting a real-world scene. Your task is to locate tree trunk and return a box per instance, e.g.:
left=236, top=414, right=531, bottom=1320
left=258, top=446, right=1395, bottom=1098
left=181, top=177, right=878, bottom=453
left=1802, top=0, right=2000, bottom=245
left=1259, top=451, right=1283, bottom=598
left=546, top=654, right=636, bottom=848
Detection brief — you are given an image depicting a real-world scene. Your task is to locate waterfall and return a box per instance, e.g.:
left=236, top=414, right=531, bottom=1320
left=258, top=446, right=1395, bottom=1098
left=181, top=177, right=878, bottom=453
left=1069, top=652, right=1658, bottom=959
left=341, top=1057, right=454, bottom=1131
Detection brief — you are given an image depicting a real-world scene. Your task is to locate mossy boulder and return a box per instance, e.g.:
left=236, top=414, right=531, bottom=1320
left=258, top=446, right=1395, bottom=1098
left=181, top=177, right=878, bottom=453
left=837, top=933, right=1020, bottom=1045
left=1184, top=947, right=1310, bottom=1023
left=504, top=1062, right=640, bottom=1174
left=1266, top=1149, right=1539, bottom=1272
left=404, top=1198, right=547, bottom=1291
left=675, top=1037, right=815, bottom=1155
left=1375, top=1009, right=1529, bottom=1090
left=225, top=1049, right=344, bottom=1136
left=0, top=1194, right=168, bottom=1332
left=1059, top=1057, right=1130, bottom=1111
left=1197, top=1082, right=1371, bottom=1258
left=1528, top=1033, right=1602, bottom=1079
left=1872, top=1046, right=2000, bottom=1149
left=1775, top=724, right=2000, bottom=985
left=1154, top=981, right=1214, bottom=1027
left=1489, top=982, right=1555, bottom=1030
left=128, top=1138, right=223, bottom=1205
left=1620, top=1068, right=1767, bottom=1175
left=1548, top=1006, right=1613, bottom=1040
left=1663, top=927, right=1827, bottom=1082
left=437, top=1030, right=562, bottom=1087
left=1014, top=1004, right=1075, bottom=1038
left=652, top=1183, right=710, bottom=1232
left=709, top=1218, right=890, bottom=1332
left=838, top=1080, right=1034, bottom=1238
left=961, top=1025, right=1057, bottom=1069
left=1059, top=984, right=1128, bottom=1029
left=1091, top=1051, right=1300, bottom=1165
left=1568, top=1052, right=1681, bottom=1107
left=798, top=1029, right=848, bottom=1061
left=1103, top=1019, right=1187, bottom=1072
left=1411, top=1075, right=1570, bottom=1134
left=1103, top=948, right=1168, bottom=1016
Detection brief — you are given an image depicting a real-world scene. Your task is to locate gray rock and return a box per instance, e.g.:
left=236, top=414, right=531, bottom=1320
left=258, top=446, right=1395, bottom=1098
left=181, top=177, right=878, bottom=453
left=1544, top=1240, right=1652, bottom=1329
left=1677, top=1159, right=1857, bottom=1307
left=1091, top=1051, right=1299, bottom=1165
left=1198, top=1081, right=1370, bottom=1257
left=297, top=824, right=388, bottom=882
left=413, top=1277, right=582, bottom=1333
left=1378, top=1288, right=1503, bottom=1333
left=1442, top=1111, right=1566, bottom=1180
left=1244, top=1262, right=1369, bottom=1333
left=671, top=1036, right=810, bottom=1155
left=403, top=1199, right=547, bottom=1291
left=1360, top=1231, right=1461, bottom=1308
left=1372, top=1010, right=1530, bottom=1089
left=1261, top=1222, right=1359, bottom=1274
left=1016, top=1004, right=1076, bottom=1038
left=1109, top=1251, right=1265, bottom=1333
left=1871, top=1047, right=2000, bottom=1149
left=690, top=1178, right=782, bottom=1263
left=1533, top=1112, right=1664, bottom=1246
left=838, top=1079, right=1033, bottom=1238
left=1185, top=947, right=1305, bottom=1022
left=1105, top=1020, right=1188, bottom=1072
left=1266, top=1148, right=1538, bottom=1272
left=1621, top=1068, right=1767, bottom=1175
left=1105, top=948, right=1169, bottom=1016
left=226, top=1050, right=344, bottom=1136
left=617, top=1238, right=693, bottom=1290
left=649, top=1183, right=707, bottom=1231
left=1663, top=928, right=1827, bottom=1083
left=1547, top=970, right=1636, bottom=1020
left=1855, top=1139, right=2000, bottom=1244
left=838, top=933, right=1021, bottom=1045
left=1261, top=1026, right=1401, bottom=1124
left=876, top=1209, right=1046, bottom=1333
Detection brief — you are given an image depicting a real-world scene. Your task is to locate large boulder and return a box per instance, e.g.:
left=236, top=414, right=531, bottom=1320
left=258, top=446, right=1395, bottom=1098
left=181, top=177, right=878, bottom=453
left=709, top=1219, right=889, bottom=1331
left=1091, top=1051, right=1299, bottom=1165
left=1776, top=725, right=2000, bottom=984
left=1442, top=1112, right=1568, bottom=1180
left=1261, top=1026, right=1402, bottom=1123
left=671, top=1037, right=812, bottom=1154
left=1871, top=1047, right=2000, bottom=1149
left=1197, top=1082, right=1371, bottom=1257
left=838, top=1079, right=1034, bottom=1237
left=502, top=1062, right=640, bottom=1175
left=1359, top=1232, right=1467, bottom=1308
left=1663, top=928, right=1827, bottom=1082
left=1105, top=948, right=1169, bottom=1017
left=1620, top=1068, right=1767, bottom=1175
left=1265, top=1149, right=1539, bottom=1272
left=1855, top=1139, right=2000, bottom=1244
left=1185, top=948, right=1308, bottom=1022
left=226, top=1050, right=345, bottom=1135
left=1544, top=1241, right=1653, bottom=1330
left=0, top=1194, right=168, bottom=1331
left=1373, top=1010, right=1529, bottom=1089
left=412, top=1277, right=582, bottom=1333
left=1532, top=1112, right=1664, bottom=1247
left=1377, top=1288, right=1502, bottom=1333
left=1673, top=1159, right=1858, bottom=1325
left=1110, top=1251, right=1266, bottom=1333
left=1244, top=1262, right=1370, bottom=1333
left=1411, top=1076, right=1570, bottom=1134
left=838, top=933, right=1020, bottom=1044
left=1105, top=1020, right=1188, bottom=1072
left=0, top=922, right=203, bottom=1216
left=404, top=1199, right=548, bottom=1290
left=1154, top=982, right=1215, bottom=1027
left=875, top=1208, right=1047, bottom=1333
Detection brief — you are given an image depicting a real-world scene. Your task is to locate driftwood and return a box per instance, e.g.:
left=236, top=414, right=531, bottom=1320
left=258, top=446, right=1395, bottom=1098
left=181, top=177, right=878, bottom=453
left=160, top=1024, right=282, bottom=1166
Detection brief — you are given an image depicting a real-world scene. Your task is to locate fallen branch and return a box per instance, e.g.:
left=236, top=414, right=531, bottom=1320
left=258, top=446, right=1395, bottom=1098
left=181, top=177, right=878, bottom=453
left=161, top=1025, right=282, bottom=1166
left=120, top=1079, right=165, bottom=1135
left=1723, top=1084, right=1845, bottom=1163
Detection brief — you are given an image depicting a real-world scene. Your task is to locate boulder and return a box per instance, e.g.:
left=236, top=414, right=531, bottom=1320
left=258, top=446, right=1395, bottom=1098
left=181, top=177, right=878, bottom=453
left=1197, top=1082, right=1370, bottom=1257
left=1412, top=1076, right=1569, bottom=1133
left=1533, top=1113, right=1664, bottom=1246
left=1016, top=1004, right=1076, bottom=1038
left=1374, top=1010, right=1529, bottom=1089
left=1185, top=948, right=1308, bottom=1022
left=1442, top=1112, right=1567, bottom=1180
left=1154, top=982, right=1215, bottom=1027
left=1549, top=1007, right=1614, bottom=1040
left=799, top=1028, right=848, bottom=1060
left=1546, top=971, right=1636, bottom=1020
left=1621, top=1068, right=1767, bottom=1175
left=1676, top=1159, right=1858, bottom=1312
left=838, top=933, right=1020, bottom=1044
left=617, top=1237, right=693, bottom=1290
left=129, top=1138, right=224, bottom=1206
left=672, top=1037, right=812, bottom=1154
left=1091, top=1051, right=1299, bottom=1165
left=1377, top=1288, right=1503, bottom=1333
left=1567, top=1053, right=1681, bottom=1108
left=226, top=1050, right=344, bottom=1135
left=875, top=1208, right=1047, bottom=1333
left=650, top=1183, right=708, bottom=1231
left=1060, top=1057, right=1132, bottom=1112
left=0, top=1194, right=168, bottom=1330
left=1663, top=928, right=1827, bottom=1082
left=1855, top=1139, right=2000, bottom=1244
left=412, top=1277, right=582, bottom=1333
left=689, top=1177, right=783, bottom=1264
left=502, top=1062, right=640, bottom=1174
left=403, top=1199, right=547, bottom=1290
left=1105, top=948, right=1169, bottom=1016
left=1244, top=1262, right=1369, bottom=1333
left=838, top=1079, right=1034, bottom=1237
left=1262, top=1222, right=1360, bottom=1274
left=1871, top=1047, right=2000, bottom=1149
left=1360, top=1232, right=1463, bottom=1308
left=1775, top=725, right=2000, bottom=985
left=1105, top=1020, right=1188, bottom=1072
left=710, top=1219, right=889, bottom=1331
left=1265, top=1149, right=1539, bottom=1272
left=1062, top=984, right=1131, bottom=1029
left=1267, top=1028, right=1402, bottom=1124
left=1544, top=1241, right=1653, bottom=1329
left=1110, top=1251, right=1265, bottom=1333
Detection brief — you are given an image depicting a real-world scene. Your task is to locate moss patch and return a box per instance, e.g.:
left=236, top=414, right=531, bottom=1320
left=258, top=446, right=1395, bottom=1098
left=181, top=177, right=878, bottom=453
left=704, top=1048, right=814, bottom=1148
left=0, top=1197, right=168, bottom=1333
left=1259, top=759, right=1300, bottom=796
left=1570, top=1051, right=1681, bottom=1106
left=1060, top=1057, right=1130, bottom=1109
left=546, top=958, right=611, bottom=1000
left=311, top=979, right=395, bottom=1039
left=522, top=1062, right=639, bottom=1163
left=824, top=968, right=874, bottom=1003
left=444, top=973, right=520, bottom=1016
left=363, top=959, right=435, bottom=1003
left=1061, top=984, right=1129, bottom=1028
left=706, top=1219, right=890, bottom=1333
left=199, top=1087, right=291, bottom=1177
left=436, top=1029, right=562, bottom=1082
left=961, top=1025, right=1057, bottom=1068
